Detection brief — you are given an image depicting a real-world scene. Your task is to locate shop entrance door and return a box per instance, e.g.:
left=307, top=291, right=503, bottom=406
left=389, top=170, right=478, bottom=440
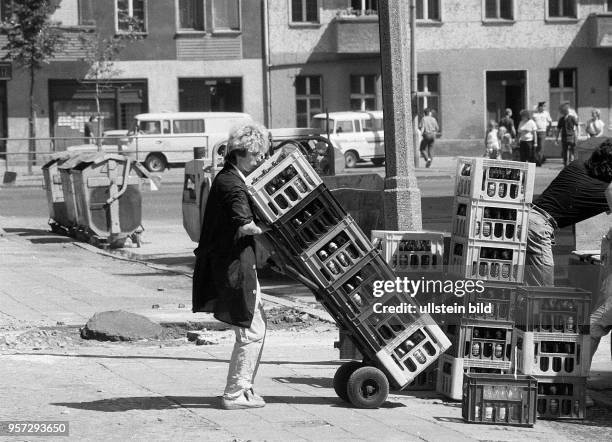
left=486, top=70, right=527, bottom=130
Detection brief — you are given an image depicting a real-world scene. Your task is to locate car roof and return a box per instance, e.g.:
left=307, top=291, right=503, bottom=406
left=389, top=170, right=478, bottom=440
left=134, top=112, right=251, bottom=120
left=312, top=110, right=383, bottom=119
left=102, top=129, right=128, bottom=136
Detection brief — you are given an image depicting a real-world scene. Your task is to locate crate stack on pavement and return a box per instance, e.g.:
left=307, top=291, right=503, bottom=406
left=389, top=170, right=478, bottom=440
left=513, top=286, right=591, bottom=420
left=438, top=157, right=536, bottom=403
left=244, top=146, right=451, bottom=408
left=370, top=230, right=449, bottom=390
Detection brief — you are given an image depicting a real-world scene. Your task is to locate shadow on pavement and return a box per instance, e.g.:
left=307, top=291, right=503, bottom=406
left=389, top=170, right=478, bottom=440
left=4, top=227, right=54, bottom=237
left=14, top=352, right=341, bottom=366
left=273, top=376, right=332, bottom=389
left=52, top=395, right=390, bottom=411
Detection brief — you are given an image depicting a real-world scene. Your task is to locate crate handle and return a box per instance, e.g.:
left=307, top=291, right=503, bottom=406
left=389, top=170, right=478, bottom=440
left=284, top=264, right=319, bottom=291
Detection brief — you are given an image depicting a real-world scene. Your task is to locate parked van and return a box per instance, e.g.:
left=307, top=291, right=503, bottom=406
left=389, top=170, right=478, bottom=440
left=126, top=112, right=252, bottom=171
left=311, top=111, right=384, bottom=168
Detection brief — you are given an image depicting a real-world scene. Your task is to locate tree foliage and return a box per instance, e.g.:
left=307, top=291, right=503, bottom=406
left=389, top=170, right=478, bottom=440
left=1, top=0, right=65, bottom=68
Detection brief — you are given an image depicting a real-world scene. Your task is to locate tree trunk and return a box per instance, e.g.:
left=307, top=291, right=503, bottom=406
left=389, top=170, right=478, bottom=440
left=28, top=65, right=36, bottom=174
left=95, top=80, right=102, bottom=151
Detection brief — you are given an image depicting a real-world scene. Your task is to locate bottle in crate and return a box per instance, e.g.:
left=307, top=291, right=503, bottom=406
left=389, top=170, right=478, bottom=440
left=514, top=286, right=591, bottom=334
left=449, top=238, right=526, bottom=283
left=451, top=197, right=530, bottom=243
left=370, top=230, right=447, bottom=276
left=436, top=353, right=508, bottom=401
left=245, top=147, right=324, bottom=223
left=271, top=184, right=347, bottom=255
left=513, top=328, right=591, bottom=377
left=443, top=318, right=514, bottom=370
left=536, top=376, right=587, bottom=420
left=298, top=216, right=374, bottom=288
left=462, top=282, right=517, bottom=322
left=455, top=157, right=535, bottom=203
left=462, top=373, right=538, bottom=427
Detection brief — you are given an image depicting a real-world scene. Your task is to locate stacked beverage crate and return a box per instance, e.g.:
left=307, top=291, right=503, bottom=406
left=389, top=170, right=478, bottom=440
left=438, top=157, right=535, bottom=400
left=513, top=286, right=591, bottom=420
left=370, top=230, right=449, bottom=390
left=245, top=147, right=452, bottom=396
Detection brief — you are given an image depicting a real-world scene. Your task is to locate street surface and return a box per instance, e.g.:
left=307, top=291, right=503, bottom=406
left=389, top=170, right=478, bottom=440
left=1, top=159, right=611, bottom=440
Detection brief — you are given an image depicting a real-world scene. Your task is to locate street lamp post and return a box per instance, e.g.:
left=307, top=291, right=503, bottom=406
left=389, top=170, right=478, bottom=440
left=378, top=0, right=423, bottom=231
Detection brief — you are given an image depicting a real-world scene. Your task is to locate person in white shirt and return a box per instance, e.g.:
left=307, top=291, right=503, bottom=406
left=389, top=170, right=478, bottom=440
left=532, top=101, right=552, bottom=166
left=517, top=109, right=537, bottom=163
left=586, top=108, right=605, bottom=138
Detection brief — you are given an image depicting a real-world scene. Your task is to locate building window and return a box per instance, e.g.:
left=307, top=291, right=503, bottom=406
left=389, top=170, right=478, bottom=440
left=549, top=68, right=576, bottom=118
left=416, top=0, right=440, bottom=21
left=178, top=78, right=243, bottom=112
left=295, top=75, right=322, bottom=127
left=547, top=0, right=576, bottom=19
left=116, top=0, right=146, bottom=32
left=212, top=0, right=240, bottom=31
left=291, top=0, right=318, bottom=23
left=350, top=0, right=377, bottom=14
left=350, top=75, right=377, bottom=111
left=417, top=73, right=440, bottom=128
left=0, top=0, right=13, bottom=21
left=78, top=0, right=96, bottom=26
left=484, top=0, right=513, bottom=20
left=178, top=0, right=204, bottom=31
left=608, top=0, right=612, bottom=12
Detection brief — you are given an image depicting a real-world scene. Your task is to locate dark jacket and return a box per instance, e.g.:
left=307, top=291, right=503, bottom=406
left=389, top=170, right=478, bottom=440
left=558, top=114, right=578, bottom=143
left=192, top=165, right=258, bottom=328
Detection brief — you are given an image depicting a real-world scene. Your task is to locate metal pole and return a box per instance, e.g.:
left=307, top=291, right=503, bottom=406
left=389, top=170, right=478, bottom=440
left=410, top=0, right=419, bottom=169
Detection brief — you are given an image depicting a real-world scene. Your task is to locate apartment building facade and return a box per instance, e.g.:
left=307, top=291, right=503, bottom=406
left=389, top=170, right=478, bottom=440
left=265, top=0, right=612, bottom=149
left=0, top=0, right=264, bottom=156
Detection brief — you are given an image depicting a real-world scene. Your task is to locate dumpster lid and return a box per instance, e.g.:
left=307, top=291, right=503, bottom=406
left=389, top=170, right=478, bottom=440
left=57, top=152, right=100, bottom=169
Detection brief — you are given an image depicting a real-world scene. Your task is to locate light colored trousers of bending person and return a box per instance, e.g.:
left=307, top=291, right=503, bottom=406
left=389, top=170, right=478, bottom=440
left=223, top=282, right=267, bottom=399
left=525, top=210, right=555, bottom=287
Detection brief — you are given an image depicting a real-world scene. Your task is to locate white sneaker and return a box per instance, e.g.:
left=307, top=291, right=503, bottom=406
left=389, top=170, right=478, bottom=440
left=221, top=390, right=266, bottom=410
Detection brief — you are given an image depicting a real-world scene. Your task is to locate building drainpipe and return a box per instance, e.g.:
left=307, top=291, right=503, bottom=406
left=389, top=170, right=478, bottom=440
left=262, top=0, right=272, bottom=128
left=410, top=0, right=419, bottom=169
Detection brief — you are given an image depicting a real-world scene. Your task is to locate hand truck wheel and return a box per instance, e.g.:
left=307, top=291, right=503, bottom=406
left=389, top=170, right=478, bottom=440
left=346, top=366, right=389, bottom=409
left=333, top=361, right=363, bottom=402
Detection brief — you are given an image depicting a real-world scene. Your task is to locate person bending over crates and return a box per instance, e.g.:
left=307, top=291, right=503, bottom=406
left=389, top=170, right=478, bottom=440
left=525, top=139, right=612, bottom=384
left=192, top=122, right=270, bottom=410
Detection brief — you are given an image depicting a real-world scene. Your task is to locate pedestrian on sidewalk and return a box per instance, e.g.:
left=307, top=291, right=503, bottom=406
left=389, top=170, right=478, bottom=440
left=483, top=120, right=500, bottom=159
left=556, top=102, right=579, bottom=166
left=517, top=109, right=537, bottom=163
left=532, top=101, right=552, bottom=166
left=418, top=108, right=439, bottom=168
left=192, top=122, right=270, bottom=410
left=587, top=108, right=605, bottom=138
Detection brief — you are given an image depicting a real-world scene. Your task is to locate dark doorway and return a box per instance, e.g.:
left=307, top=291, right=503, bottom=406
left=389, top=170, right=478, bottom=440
left=178, top=78, right=242, bottom=112
left=486, top=70, right=527, bottom=129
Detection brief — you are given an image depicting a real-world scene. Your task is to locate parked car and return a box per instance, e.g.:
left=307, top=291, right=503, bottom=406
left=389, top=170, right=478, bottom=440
left=124, top=112, right=253, bottom=172
left=65, top=130, right=129, bottom=153
left=311, top=111, right=385, bottom=168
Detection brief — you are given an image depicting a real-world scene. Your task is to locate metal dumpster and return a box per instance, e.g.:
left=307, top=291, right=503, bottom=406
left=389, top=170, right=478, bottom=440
left=69, top=153, right=150, bottom=248
left=41, top=152, right=72, bottom=233
left=58, top=152, right=99, bottom=235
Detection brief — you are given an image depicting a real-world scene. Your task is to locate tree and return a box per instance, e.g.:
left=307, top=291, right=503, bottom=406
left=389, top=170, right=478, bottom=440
left=1, top=0, right=65, bottom=173
left=78, top=18, right=142, bottom=149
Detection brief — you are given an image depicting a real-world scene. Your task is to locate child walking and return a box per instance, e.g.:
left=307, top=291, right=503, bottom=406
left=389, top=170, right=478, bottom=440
left=484, top=120, right=500, bottom=159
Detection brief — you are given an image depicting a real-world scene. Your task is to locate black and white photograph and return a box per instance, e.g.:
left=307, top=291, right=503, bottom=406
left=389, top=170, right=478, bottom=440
left=1, top=0, right=612, bottom=440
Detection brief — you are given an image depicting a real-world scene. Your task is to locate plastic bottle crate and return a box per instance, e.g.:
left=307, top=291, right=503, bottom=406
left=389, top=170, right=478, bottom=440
left=536, top=376, right=586, bottom=420
left=451, top=197, right=530, bottom=243
left=369, top=315, right=452, bottom=390
left=245, top=148, right=323, bottom=224
left=404, top=363, right=437, bottom=391
left=370, top=230, right=446, bottom=274
left=449, top=238, right=526, bottom=283
left=435, top=354, right=507, bottom=401
left=270, top=184, right=347, bottom=255
left=514, top=286, right=591, bottom=334
left=513, top=329, right=591, bottom=377
left=462, top=373, right=538, bottom=427
left=298, top=216, right=375, bottom=288
left=444, top=319, right=514, bottom=370
left=461, top=282, right=518, bottom=322
left=455, top=157, right=536, bottom=203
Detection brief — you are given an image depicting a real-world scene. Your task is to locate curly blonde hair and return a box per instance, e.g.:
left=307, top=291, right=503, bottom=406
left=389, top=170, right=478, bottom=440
left=225, top=122, right=269, bottom=164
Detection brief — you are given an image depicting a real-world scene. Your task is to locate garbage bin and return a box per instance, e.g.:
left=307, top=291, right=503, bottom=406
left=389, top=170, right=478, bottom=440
left=41, top=152, right=72, bottom=233
left=182, top=156, right=213, bottom=242
left=58, top=152, right=99, bottom=235
left=69, top=153, right=149, bottom=248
